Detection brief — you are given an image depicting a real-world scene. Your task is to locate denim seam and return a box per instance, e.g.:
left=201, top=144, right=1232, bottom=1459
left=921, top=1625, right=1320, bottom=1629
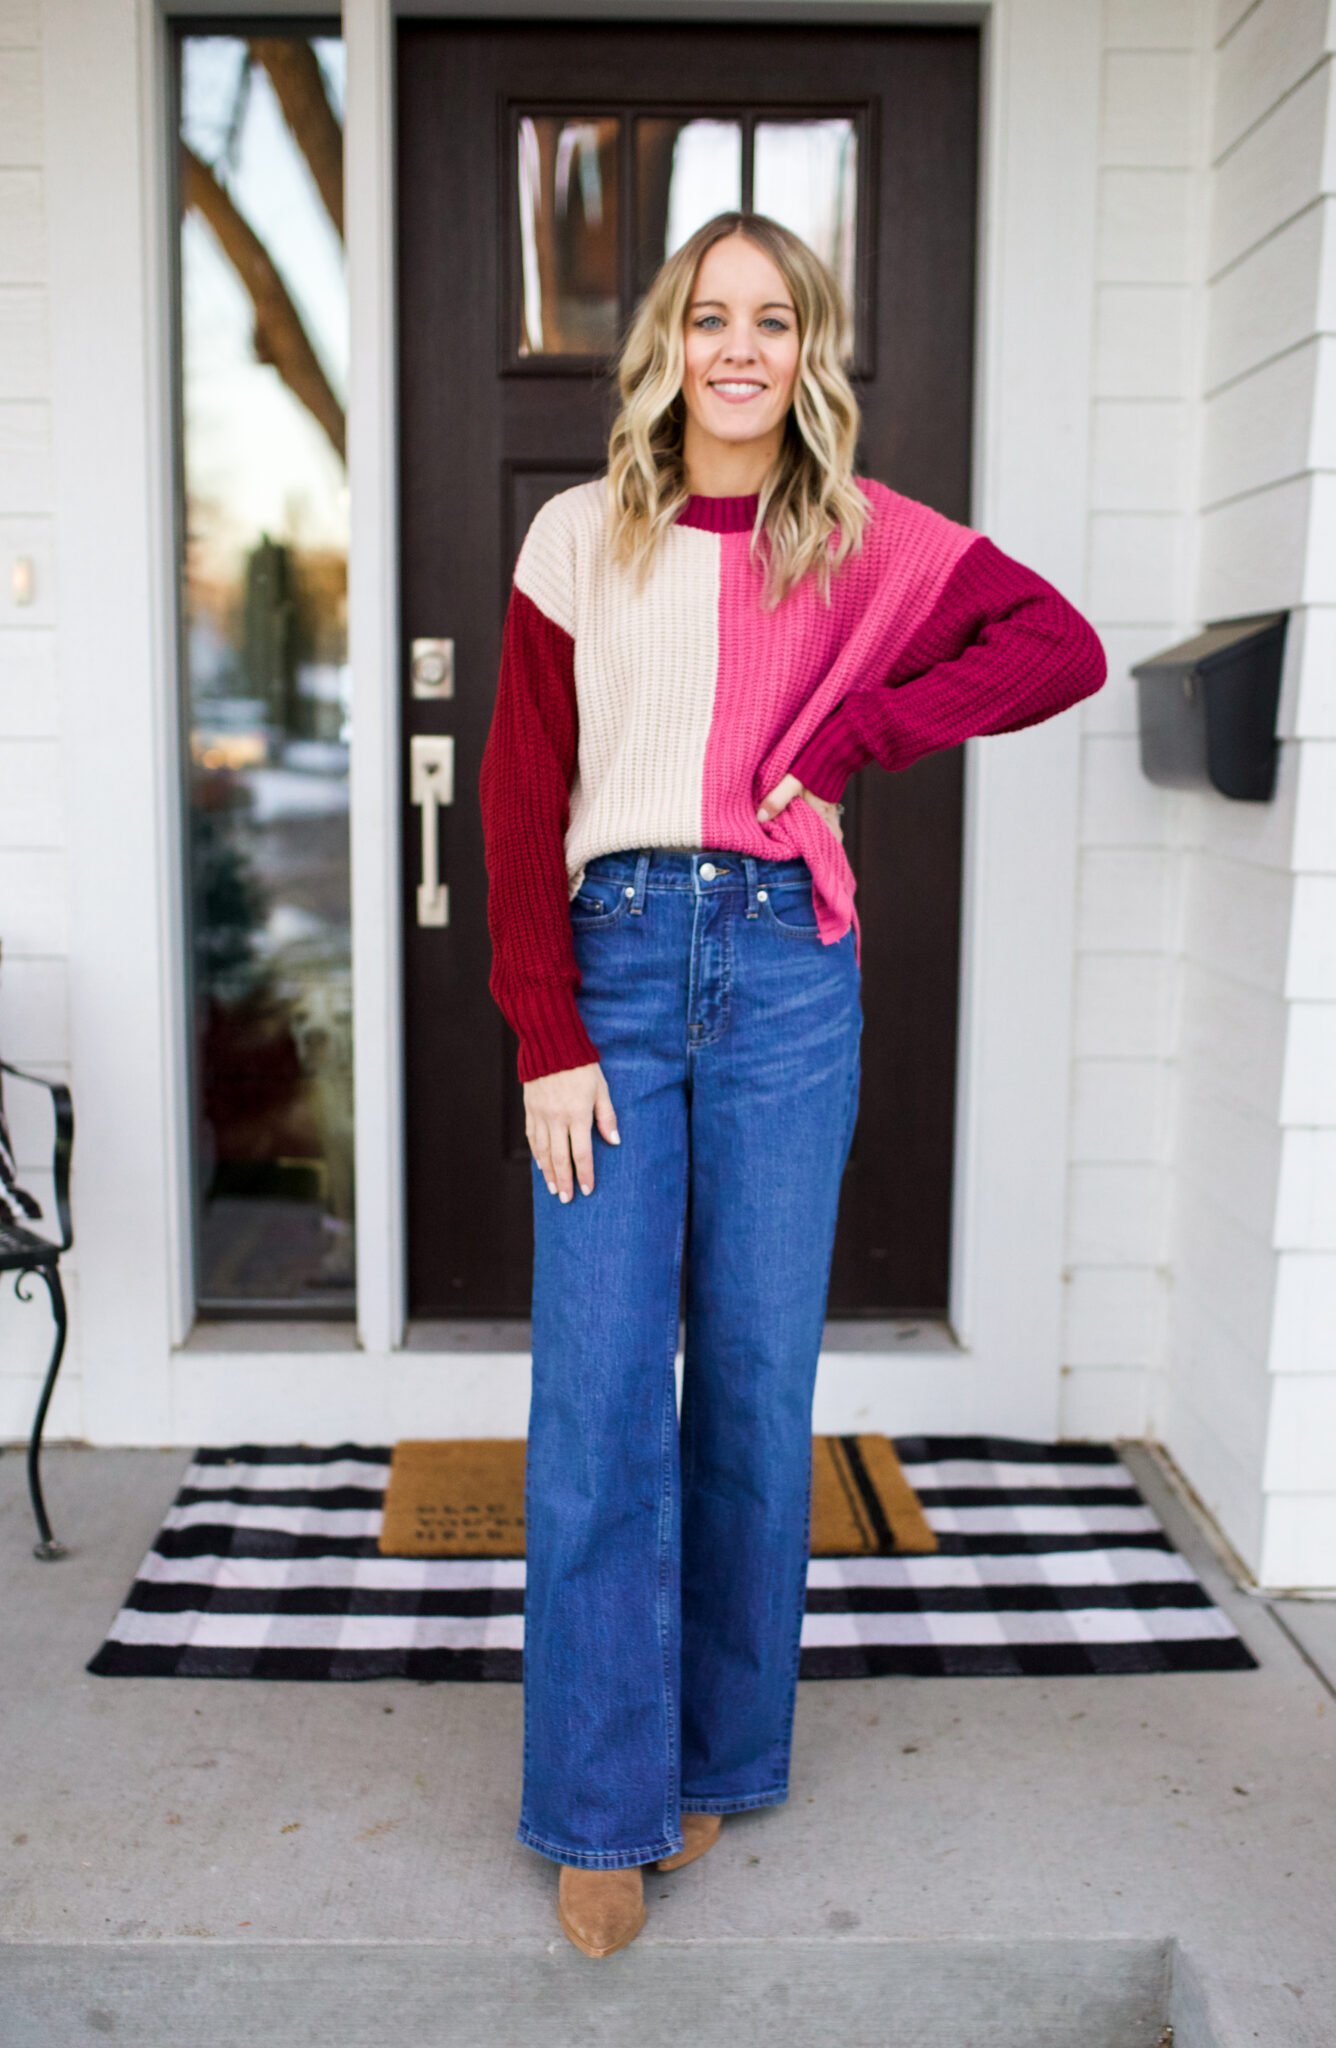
left=839, top=1043, right=861, bottom=1177
left=515, top=1821, right=684, bottom=1870
left=764, top=1027, right=859, bottom=1786
left=769, top=1444, right=816, bottom=1792
left=680, top=1787, right=790, bottom=1815
left=684, top=890, right=737, bottom=1050
left=657, top=1106, right=691, bottom=1847
left=519, top=1424, right=534, bottom=1831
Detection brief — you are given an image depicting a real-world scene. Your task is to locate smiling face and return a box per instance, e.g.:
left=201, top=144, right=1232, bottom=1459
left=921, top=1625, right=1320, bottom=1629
left=679, top=231, right=801, bottom=485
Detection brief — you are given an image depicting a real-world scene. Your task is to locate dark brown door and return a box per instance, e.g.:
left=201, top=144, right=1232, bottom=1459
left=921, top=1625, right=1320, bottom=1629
left=397, top=21, right=979, bottom=1319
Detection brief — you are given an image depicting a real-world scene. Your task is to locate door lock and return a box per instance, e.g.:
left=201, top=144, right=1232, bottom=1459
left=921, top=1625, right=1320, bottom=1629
left=411, top=734, right=454, bottom=926
left=411, top=637, right=455, bottom=699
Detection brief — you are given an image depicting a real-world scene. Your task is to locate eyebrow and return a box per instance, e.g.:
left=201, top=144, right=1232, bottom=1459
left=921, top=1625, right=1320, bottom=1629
left=689, top=298, right=796, bottom=312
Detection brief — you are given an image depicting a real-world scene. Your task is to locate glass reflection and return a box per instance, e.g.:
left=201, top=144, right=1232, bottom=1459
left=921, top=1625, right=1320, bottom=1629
left=178, top=32, right=353, bottom=1313
left=635, top=118, right=742, bottom=289
left=518, top=115, right=621, bottom=354
left=754, top=119, right=858, bottom=334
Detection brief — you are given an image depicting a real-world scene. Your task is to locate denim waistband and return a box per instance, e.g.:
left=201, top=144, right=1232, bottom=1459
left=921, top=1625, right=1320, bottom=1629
left=581, top=846, right=813, bottom=891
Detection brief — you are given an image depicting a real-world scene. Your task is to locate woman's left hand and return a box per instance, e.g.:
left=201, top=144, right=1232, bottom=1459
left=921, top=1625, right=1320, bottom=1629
left=756, top=773, right=844, bottom=844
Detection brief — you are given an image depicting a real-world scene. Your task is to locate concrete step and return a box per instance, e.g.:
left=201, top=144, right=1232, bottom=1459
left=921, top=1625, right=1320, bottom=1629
left=3, top=1934, right=1189, bottom=2048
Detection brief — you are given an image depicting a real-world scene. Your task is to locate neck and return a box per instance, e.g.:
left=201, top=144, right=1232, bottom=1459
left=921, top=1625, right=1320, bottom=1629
left=681, top=419, right=780, bottom=499
left=683, top=469, right=769, bottom=498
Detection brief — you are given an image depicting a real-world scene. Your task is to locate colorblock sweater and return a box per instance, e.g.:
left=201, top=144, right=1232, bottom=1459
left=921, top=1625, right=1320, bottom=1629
left=479, top=475, right=1107, bottom=1083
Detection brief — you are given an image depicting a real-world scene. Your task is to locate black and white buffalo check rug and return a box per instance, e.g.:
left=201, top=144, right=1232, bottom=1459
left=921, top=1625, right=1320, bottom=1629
left=87, top=1435, right=1258, bottom=1681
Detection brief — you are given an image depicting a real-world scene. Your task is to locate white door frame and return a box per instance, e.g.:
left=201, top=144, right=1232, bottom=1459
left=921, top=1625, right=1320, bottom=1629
left=41, top=0, right=1099, bottom=1445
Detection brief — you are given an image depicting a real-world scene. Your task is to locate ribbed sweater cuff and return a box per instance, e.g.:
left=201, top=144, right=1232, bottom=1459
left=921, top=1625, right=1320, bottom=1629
left=505, top=978, right=602, bottom=1084
left=788, top=701, right=877, bottom=801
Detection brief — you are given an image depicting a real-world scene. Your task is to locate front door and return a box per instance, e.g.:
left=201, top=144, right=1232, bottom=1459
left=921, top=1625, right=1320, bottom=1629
left=397, top=19, right=980, bottom=1319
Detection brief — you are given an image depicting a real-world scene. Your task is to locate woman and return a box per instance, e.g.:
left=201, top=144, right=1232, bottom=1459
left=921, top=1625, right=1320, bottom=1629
left=479, top=211, right=1106, bottom=1958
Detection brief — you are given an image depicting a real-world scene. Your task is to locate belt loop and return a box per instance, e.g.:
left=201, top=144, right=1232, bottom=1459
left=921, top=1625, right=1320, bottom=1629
left=742, top=854, right=759, bottom=919
left=631, top=849, right=650, bottom=913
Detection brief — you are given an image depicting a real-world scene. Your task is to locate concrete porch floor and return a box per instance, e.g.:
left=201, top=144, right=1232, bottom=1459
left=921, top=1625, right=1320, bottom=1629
left=1, top=1442, right=1333, bottom=2048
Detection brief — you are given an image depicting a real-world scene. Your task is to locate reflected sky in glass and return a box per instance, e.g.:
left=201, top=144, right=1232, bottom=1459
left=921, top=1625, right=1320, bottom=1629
left=181, top=39, right=348, bottom=571
left=754, top=119, right=858, bottom=322
left=654, top=118, right=743, bottom=257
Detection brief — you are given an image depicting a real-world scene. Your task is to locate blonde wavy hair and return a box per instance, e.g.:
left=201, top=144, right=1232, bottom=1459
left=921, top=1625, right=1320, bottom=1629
left=605, top=211, right=869, bottom=609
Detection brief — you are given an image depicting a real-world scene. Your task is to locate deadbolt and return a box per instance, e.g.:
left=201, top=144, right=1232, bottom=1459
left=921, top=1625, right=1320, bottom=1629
left=412, top=637, right=455, bottom=699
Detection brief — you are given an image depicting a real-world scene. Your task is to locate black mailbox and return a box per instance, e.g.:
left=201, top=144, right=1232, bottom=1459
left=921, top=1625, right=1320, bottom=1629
left=1131, top=611, right=1287, bottom=801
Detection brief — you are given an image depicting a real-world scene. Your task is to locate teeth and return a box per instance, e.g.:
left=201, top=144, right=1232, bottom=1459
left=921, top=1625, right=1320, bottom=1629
left=712, top=382, right=764, bottom=395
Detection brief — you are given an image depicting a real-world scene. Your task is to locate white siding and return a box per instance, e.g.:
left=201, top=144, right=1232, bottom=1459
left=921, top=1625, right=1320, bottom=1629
left=1061, top=0, right=1203, bottom=1441
left=1161, top=0, right=1336, bottom=1588
left=1064, top=0, right=1336, bottom=1591
left=0, top=0, right=81, bottom=1442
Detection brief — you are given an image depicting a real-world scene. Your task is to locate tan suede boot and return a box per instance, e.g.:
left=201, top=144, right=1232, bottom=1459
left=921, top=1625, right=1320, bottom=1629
left=655, top=1811, right=723, bottom=1871
left=557, top=1863, right=647, bottom=1957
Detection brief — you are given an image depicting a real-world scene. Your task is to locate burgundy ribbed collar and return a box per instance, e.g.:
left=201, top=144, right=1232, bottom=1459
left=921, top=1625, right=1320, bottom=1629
left=675, top=491, right=760, bottom=534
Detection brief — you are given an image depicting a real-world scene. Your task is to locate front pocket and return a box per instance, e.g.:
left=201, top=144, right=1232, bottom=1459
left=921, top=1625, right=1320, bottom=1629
left=757, top=883, right=821, bottom=939
left=569, top=882, right=633, bottom=929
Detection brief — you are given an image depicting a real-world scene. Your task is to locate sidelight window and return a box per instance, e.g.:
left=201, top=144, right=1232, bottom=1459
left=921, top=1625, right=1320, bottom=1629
left=172, top=24, right=353, bottom=1317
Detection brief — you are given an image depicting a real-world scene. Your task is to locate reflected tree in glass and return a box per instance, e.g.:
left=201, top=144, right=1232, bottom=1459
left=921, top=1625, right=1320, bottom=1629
left=178, top=32, right=353, bottom=1313
left=517, top=114, right=621, bottom=355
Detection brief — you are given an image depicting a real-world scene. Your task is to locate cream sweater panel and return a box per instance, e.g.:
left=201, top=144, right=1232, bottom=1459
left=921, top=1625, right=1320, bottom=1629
left=514, top=481, right=724, bottom=899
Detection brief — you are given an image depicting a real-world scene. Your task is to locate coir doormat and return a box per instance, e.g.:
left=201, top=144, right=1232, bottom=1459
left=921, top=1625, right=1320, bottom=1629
left=86, top=1435, right=1259, bottom=1682
left=376, top=1434, right=936, bottom=1559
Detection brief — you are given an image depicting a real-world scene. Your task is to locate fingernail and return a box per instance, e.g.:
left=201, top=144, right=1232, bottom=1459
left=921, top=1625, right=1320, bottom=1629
left=580, top=1183, right=592, bottom=1196
left=756, top=809, right=767, bottom=822
left=608, top=1131, right=621, bottom=1144
left=546, top=1180, right=556, bottom=1195
left=560, top=1190, right=571, bottom=1203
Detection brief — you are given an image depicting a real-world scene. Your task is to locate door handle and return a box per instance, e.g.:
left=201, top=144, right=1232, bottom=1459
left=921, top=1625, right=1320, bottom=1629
left=411, top=734, right=454, bottom=927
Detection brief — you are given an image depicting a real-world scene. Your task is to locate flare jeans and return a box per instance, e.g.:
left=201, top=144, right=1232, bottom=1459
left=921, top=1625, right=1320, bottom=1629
left=517, top=846, right=863, bottom=1869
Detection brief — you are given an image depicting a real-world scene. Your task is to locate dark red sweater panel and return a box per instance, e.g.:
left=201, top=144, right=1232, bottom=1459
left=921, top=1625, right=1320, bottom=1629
left=789, top=533, right=1108, bottom=799
left=478, top=583, right=601, bottom=1085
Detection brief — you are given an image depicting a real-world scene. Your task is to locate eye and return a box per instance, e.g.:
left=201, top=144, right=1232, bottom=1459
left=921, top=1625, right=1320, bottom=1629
left=694, top=314, right=791, bottom=333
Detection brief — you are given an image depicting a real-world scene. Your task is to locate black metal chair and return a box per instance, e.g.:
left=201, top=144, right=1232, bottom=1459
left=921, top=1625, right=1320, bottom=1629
left=1, top=1057, right=74, bottom=1560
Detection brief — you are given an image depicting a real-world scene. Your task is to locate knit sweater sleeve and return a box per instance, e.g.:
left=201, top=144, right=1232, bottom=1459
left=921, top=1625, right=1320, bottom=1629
left=478, top=509, right=602, bottom=1086
left=787, top=531, right=1108, bottom=802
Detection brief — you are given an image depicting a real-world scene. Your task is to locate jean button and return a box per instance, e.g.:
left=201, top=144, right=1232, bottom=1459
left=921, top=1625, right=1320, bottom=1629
left=699, top=861, right=717, bottom=879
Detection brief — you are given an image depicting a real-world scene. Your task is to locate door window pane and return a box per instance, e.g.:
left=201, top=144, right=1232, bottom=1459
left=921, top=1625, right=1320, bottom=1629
left=177, top=30, right=353, bottom=1315
left=753, top=118, right=858, bottom=333
left=635, top=117, right=742, bottom=290
left=517, top=115, right=621, bottom=354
